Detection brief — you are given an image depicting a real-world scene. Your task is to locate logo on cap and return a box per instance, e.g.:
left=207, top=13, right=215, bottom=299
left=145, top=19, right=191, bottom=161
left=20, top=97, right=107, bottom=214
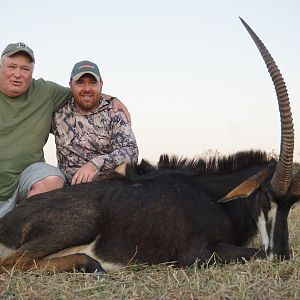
left=17, top=42, right=28, bottom=50
left=78, top=64, right=95, bottom=69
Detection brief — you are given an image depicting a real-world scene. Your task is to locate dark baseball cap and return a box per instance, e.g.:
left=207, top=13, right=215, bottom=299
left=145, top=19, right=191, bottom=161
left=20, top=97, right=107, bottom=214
left=1, top=42, right=35, bottom=62
left=70, top=60, right=101, bottom=82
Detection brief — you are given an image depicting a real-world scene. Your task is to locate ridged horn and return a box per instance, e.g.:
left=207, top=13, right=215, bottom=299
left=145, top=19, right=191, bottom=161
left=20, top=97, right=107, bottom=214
left=240, top=17, right=294, bottom=197
left=290, top=170, right=300, bottom=196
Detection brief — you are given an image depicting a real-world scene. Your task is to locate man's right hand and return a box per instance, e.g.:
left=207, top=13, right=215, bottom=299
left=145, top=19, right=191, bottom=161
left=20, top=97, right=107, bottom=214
left=71, top=162, right=98, bottom=185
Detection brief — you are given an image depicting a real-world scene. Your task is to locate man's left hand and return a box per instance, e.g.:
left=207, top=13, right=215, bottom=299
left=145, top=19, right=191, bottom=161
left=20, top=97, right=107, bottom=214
left=101, top=93, right=131, bottom=124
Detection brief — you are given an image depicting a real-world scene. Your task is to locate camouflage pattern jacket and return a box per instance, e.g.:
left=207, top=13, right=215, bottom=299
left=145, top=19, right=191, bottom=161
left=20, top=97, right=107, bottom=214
left=52, top=98, right=138, bottom=184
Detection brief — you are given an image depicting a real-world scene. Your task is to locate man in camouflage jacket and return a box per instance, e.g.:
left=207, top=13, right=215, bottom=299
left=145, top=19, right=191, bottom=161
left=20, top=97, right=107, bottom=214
left=52, top=60, right=138, bottom=185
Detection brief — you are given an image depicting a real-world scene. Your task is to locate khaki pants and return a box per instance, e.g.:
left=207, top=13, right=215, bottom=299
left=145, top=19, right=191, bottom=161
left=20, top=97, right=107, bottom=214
left=0, top=162, right=65, bottom=219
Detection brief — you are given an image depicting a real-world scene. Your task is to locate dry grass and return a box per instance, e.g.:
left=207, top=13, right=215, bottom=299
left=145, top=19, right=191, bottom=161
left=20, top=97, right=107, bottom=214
left=0, top=206, right=299, bottom=300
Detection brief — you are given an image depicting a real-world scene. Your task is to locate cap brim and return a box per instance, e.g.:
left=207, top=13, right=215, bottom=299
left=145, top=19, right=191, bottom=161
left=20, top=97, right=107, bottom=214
left=4, top=49, right=35, bottom=62
left=72, top=71, right=101, bottom=82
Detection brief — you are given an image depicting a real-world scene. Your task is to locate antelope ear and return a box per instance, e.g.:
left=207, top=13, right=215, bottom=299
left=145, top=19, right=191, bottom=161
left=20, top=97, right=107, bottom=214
left=217, top=168, right=270, bottom=203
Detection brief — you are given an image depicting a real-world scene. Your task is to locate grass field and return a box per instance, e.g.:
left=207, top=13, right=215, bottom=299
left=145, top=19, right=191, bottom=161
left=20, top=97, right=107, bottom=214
left=0, top=205, right=299, bottom=299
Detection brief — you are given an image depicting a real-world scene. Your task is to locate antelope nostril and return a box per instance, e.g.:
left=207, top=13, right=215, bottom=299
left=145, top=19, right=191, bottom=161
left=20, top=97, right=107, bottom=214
left=266, top=249, right=273, bottom=260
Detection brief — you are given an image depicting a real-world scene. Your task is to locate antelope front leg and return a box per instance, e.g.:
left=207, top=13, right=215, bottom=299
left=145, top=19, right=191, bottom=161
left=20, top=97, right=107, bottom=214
left=212, top=242, right=266, bottom=263
left=34, top=254, right=106, bottom=273
left=0, top=251, right=105, bottom=274
left=0, top=250, right=34, bottom=273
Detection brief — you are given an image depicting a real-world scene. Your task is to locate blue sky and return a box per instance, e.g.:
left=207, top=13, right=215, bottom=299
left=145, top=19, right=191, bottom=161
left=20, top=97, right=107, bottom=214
left=2, top=0, right=300, bottom=164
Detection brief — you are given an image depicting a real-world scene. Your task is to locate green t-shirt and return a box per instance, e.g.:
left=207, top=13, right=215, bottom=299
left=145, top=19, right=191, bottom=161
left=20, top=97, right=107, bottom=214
left=0, top=78, right=72, bottom=201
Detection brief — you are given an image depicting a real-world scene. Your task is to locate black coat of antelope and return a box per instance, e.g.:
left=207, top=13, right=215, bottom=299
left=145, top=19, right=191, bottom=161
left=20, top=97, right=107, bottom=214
left=0, top=18, right=299, bottom=274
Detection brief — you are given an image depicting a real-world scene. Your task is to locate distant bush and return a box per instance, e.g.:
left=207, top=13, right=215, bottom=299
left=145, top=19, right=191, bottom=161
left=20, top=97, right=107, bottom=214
left=293, top=162, right=300, bottom=173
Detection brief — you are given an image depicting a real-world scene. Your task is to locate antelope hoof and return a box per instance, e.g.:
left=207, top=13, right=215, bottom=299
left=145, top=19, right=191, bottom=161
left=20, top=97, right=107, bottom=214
left=75, top=255, right=106, bottom=274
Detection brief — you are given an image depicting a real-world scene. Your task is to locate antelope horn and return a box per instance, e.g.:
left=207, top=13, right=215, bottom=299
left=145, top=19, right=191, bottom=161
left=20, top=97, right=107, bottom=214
left=290, top=170, right=300, bottom=196
left=240, top=17, right=294, bottom=197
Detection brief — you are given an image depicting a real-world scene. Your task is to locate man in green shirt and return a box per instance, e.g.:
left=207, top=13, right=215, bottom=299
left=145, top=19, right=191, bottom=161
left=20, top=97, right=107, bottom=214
left=0, top=42, right=129, bottom=218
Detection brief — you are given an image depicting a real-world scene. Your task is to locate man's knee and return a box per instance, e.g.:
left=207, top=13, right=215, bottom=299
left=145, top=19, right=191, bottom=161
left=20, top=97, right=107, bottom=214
left=28, top=176, right=65, bottom=198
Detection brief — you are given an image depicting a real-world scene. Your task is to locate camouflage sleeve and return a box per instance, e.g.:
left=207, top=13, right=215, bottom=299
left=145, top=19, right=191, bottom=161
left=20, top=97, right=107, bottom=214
left=90, top=112, right=139, bottom=173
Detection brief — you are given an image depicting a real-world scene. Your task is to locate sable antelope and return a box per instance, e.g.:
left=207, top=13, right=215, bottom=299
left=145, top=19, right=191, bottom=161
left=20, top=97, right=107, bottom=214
left=0, top=18, right=299, bottom=274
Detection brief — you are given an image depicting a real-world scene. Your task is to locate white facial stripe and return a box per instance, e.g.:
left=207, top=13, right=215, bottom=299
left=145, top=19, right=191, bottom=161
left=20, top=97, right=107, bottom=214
left=257, top=210, right=269, bottom=252
left=256, top=202, right=278, bottom=260
left=46, top=240, right=122, bottom=272
left=267, top=202, right=278, bottom=258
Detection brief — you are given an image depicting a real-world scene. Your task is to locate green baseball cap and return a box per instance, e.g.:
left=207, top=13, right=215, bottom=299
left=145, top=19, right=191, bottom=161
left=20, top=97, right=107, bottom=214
left=1, top=42, right=35, bottom=62
left=70, top=60, right=102, bottom=82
